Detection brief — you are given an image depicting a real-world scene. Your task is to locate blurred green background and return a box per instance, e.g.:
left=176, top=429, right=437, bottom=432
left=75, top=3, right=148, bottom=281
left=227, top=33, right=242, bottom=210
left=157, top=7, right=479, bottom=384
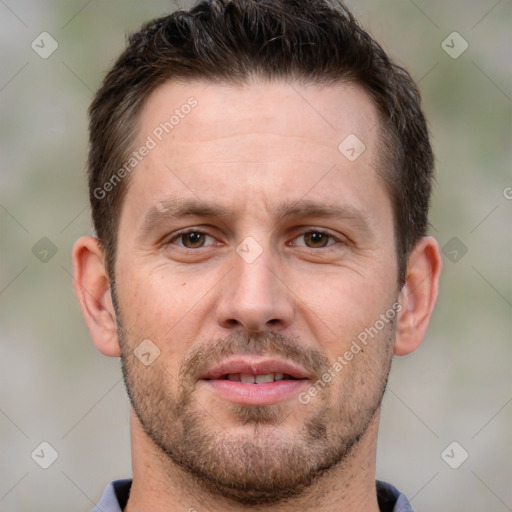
left=0, top=1, right=510, bottom=511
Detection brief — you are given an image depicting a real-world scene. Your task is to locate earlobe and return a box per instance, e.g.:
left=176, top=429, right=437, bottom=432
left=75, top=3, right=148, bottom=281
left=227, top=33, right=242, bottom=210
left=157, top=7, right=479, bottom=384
left=72, top=236, right=121, bottom=357
left=393, top=236, right=442, bottom=356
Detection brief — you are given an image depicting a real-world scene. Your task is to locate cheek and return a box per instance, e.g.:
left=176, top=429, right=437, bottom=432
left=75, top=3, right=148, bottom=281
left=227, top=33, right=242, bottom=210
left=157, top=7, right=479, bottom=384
left=292, top=269, right=397, bottom=356
left=114, top=265, right=199, bottom=355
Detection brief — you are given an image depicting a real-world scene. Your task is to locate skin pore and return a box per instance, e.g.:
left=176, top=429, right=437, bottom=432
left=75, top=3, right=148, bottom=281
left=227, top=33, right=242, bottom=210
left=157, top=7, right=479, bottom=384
left=73, top=79, right=442, bottom=512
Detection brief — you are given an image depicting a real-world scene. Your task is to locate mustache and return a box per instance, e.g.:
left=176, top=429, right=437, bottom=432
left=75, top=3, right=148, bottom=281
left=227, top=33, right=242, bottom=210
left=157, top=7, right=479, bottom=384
left=178, top=331, right=330, bottom=385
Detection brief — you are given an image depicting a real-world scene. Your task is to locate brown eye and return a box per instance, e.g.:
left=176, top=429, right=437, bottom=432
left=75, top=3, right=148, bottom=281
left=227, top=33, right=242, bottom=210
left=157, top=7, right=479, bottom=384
left=180, top=232, right=207, bottom=248
left=303, top=232, right=331, bottom=248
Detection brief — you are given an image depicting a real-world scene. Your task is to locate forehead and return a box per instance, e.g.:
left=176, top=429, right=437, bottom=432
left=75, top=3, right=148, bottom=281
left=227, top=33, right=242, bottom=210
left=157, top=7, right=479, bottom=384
left=122, top=79, right=390, bottom=232
left=138, top=78, right=380, bottom=158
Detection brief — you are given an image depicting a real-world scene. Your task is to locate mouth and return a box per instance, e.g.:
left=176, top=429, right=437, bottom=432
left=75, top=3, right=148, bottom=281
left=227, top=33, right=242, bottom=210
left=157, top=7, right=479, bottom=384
left=210, top=372, right=299, bottom=384
left=198, top=357, right=310, bottom=406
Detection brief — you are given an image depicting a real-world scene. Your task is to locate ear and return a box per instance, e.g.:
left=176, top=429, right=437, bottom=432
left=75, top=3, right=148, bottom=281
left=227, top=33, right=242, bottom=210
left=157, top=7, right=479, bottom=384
left=394, top=236, right=442, bottom=356
left=72, top=236, right=121, bottom=357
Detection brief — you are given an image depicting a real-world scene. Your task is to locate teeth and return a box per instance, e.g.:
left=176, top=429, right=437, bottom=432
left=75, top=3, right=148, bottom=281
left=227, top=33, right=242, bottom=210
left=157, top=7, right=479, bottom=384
left=224, top=373, right=290, bottom=383
left=255, top=373, right=274, bottom=384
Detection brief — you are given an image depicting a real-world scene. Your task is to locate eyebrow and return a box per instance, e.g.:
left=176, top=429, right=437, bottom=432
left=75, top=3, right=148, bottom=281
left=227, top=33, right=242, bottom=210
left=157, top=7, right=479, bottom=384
left=277, top=201, right=371, bottom=225
left=138, top=197, right=374, bottom=236
left=139, top=198, right=232, bottom=234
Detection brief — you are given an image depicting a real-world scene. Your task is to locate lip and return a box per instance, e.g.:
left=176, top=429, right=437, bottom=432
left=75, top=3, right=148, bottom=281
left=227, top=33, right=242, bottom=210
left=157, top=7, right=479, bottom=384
left=199, top=356, right=311, bottom=380
left=198, top=356, right=311, bottom=406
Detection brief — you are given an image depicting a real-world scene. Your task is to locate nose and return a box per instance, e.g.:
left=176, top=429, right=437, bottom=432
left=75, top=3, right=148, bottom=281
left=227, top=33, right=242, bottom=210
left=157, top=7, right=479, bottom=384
left=216, top=247, right=294, bottom=333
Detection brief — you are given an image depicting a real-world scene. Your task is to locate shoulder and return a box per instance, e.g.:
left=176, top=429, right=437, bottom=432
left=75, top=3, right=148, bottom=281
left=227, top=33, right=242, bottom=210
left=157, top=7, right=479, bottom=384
left=90, top=479, right=132, bottom=512
left=376, top=480, right=415, bottom=512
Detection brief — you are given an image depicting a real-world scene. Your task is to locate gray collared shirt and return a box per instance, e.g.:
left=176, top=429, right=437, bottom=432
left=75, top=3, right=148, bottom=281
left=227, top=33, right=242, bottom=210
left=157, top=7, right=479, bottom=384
left=91, top=479, right=414, bottom=511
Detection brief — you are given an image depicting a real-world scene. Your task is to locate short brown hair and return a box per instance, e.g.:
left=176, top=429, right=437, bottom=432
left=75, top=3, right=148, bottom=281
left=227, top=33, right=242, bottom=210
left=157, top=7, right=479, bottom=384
left=88, top=0, right=434, bottom=286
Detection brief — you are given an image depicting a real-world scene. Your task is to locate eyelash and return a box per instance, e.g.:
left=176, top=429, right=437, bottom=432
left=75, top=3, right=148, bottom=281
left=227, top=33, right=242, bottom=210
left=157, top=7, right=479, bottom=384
left=288, top=230, right=339, bottom=249
left=170, top=230, right=217, bottom=249
left=167, top=228, right=342, bottom=250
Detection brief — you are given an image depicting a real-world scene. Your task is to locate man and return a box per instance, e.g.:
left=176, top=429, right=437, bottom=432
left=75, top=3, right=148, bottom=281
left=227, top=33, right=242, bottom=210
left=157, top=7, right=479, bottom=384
left=72, top=0, right=442, bottom=510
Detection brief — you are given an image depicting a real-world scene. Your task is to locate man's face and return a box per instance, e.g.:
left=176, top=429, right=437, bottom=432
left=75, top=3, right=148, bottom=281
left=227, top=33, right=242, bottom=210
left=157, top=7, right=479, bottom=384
left=113, top=80, right=400, bottom=504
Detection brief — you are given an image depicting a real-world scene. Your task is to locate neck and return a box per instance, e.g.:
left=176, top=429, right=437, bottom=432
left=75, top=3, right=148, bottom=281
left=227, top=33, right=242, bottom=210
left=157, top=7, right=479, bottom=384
left=125, top=409, right=382, bottom=512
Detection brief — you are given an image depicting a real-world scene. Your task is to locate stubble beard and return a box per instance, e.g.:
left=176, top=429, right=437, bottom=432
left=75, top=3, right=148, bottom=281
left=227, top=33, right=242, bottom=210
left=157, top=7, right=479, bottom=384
left=118, top=325, right=394, bottom=506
